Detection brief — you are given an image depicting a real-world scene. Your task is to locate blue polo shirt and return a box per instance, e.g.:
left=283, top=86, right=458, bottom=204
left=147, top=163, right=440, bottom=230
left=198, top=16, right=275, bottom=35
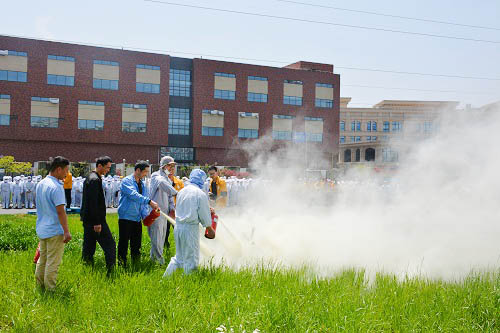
left=35, top=175, right=66, bottom=239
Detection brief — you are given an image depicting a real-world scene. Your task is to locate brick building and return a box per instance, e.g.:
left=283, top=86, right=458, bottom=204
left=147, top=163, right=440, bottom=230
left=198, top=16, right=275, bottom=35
left=0, top=35, right=340, bottom=167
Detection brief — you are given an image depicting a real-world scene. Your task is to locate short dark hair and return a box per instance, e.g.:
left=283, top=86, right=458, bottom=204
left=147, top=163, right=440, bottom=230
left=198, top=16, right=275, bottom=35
left=96, top=156, right=112, bottom=167
left=135, top=160, right=150, bottom=171
left=208, top=165, right=217, bottom=172
left=48, top=156, right=70, bottom=172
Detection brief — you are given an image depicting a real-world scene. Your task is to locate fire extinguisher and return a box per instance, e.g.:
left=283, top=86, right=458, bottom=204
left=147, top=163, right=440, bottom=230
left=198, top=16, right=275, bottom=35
left=205, top=211, right=218, bottom=239
left=33, top=243, right=40, bottom=264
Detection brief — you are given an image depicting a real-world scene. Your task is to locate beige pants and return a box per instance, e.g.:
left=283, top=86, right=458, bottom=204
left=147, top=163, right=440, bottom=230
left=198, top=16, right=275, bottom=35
left=35, top=235, right=65, bottom=290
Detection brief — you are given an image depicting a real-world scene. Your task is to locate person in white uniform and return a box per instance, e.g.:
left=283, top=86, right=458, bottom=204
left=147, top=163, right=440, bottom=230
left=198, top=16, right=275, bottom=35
left=12, top=177, right=23, bottom=209
left=1, top=177, right=11, bottom=209
left=24, top=176, right=36, bottom=209
left=163, top=169, right=215, bottom=276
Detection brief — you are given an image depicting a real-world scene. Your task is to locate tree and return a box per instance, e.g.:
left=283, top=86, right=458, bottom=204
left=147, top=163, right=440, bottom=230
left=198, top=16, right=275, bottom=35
left=0, top=156, right=33, bottom=175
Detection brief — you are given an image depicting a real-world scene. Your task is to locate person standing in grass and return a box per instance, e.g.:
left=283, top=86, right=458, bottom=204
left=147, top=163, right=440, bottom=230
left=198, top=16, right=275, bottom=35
left=35, top=156, right=72, bottom=290
left=117, top=161, right=159, bottom=267
left=163, top=169, right=215, bottom=276
left=80, top=156, right=116, bottom=274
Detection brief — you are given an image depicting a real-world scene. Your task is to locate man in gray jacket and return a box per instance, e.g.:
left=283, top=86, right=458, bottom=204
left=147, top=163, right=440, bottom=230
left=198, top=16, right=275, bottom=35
left=148, top=156, right=178, bottom=264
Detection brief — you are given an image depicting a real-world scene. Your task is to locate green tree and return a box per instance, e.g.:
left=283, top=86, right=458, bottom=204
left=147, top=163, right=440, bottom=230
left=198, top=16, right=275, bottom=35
left=0, top=156, right=32, bottom=175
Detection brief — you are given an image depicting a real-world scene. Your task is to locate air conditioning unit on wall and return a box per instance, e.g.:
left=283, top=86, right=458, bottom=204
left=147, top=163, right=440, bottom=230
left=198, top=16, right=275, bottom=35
left=0, top=50, right=8, bottom=56
left=49, top=98, right=60, bottom=104
left=133, top=104, right=140, bottom=109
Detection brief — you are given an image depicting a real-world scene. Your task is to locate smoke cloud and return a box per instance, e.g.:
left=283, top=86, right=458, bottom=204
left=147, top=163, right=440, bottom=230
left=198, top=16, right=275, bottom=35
left=201, top=106, right=500, bottom=280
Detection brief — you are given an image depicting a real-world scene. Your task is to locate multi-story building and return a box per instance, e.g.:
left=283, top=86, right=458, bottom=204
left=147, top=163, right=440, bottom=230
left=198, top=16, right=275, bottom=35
left=0, top=35, right=340, bottom=167
left=338, top=98, right=458, bottom=167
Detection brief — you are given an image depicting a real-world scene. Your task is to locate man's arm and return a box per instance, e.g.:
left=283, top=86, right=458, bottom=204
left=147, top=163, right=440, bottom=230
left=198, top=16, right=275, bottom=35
left=56, top=205, right=72, bottom=243
left=198, top=193, right=212, bottom=228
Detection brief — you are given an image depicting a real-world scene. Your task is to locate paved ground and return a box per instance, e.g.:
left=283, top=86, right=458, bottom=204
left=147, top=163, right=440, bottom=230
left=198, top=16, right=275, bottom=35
left=0, top=207, right=118, bottom=215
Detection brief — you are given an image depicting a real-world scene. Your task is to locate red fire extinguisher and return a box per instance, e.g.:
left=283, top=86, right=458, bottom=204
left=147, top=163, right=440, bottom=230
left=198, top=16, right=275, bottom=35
left=143, top=208, right=161, bottom=227
left=33, top=243, right=41, bottom=264
left=205, top=211, right=218, bottom=239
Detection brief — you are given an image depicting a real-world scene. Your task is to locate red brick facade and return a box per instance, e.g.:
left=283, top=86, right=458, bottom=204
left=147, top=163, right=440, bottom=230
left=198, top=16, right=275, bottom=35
left=0, top=35, right=340, bottom=167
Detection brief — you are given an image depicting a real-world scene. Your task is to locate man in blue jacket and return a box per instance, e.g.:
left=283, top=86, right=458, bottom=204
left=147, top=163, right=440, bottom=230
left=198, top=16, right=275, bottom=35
left=118, top=161, right=158, bottom=267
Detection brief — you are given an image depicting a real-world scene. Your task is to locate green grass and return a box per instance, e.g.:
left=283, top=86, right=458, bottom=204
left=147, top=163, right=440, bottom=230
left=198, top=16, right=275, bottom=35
left=0, top=214, right=498, bottom=332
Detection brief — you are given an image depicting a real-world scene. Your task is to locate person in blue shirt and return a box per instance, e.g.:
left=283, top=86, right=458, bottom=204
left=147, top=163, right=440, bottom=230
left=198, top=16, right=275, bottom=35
left=117, top=161, right=158, bottom=267
left=35, top=156, right=72, bottom=290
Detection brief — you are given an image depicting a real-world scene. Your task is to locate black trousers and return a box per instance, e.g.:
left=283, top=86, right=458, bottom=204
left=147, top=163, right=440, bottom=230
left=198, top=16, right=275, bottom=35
left=82, top=222, right=116, bottom=271
left=65, top=189, right=72, bottom=208
left=164, top=221, right=173, bottom=248
left=118, top=219, right=142, bottom=266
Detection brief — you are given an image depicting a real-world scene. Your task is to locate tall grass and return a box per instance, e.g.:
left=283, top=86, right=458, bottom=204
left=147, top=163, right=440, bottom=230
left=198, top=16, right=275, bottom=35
left=0, top=214, right=498, bottom=331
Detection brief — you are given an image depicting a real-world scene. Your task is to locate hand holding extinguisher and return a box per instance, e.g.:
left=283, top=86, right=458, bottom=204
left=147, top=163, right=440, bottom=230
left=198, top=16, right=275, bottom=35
left=205, top=207, right=218, bottom=239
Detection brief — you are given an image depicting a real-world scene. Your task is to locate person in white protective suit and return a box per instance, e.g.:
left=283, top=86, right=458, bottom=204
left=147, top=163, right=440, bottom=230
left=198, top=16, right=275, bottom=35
left=20, top=175, right=26, bottom=206
left=163, top=169, right=215, bottom=276
left=1, top=177, right=11, bottom=209
left=104, top=176, right=114, bottom=208
left=24, top=176, right=36, bottom=209
left=148, top=156, right=177, bottom=265
left=112, top=176, right=121, bottom=208
left=12, top=177, right=23, bottom=209
left=74, top=177, right=84, bottom=208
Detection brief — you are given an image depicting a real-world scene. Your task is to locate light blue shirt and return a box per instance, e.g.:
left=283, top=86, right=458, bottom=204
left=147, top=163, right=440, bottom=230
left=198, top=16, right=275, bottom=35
left=35, top=175, right=66, bottom=239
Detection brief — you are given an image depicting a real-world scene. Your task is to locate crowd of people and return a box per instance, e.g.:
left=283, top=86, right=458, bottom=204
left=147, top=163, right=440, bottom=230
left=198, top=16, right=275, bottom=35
left=33, top=155, right=225, bottom=291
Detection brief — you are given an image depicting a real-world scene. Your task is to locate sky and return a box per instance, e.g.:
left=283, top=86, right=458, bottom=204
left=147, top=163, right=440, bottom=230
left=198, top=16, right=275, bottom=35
left=1, top=0, right=499, bottom=107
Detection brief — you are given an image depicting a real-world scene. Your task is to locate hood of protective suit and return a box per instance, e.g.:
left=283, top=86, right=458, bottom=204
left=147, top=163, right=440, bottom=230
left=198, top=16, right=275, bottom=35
left=189, top=169, right=207, bottom=189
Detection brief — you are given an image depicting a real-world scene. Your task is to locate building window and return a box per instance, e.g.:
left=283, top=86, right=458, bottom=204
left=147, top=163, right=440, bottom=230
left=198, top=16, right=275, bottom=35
left=340, top=121, right=345, bottom=131
left=366, top=136, right=372, bottom=142
left=47, top=74, right=74, bottom=86
left=160, top=147, right=194, bottom=162
left=6, top=50, right=27, bottom=57
left=423, top=121, right=433, bottom=133
left=285, top=79, right=303, bottom=85
left=350, top=121, right=361, bottom=131
left=48, top=55, right=75, bottom=62
left=136, top=64, right=160, bottom=70
left=78, top=100, right=104, bottom=106
left=248, top=92, right=267, bottom=103
left=365, top=148, right=376, bottom=162
left=392, top=121, right=402, bottom=132
left=122, top=122, right=146, bottom=133
left=350, top=136, right=355, bottom=143
left=355, top=136, right=361, bottom=142
left=0, top=70, right=27, bottom=82
left=78, top=119, right=104, bottom=131
left=293, top=132, right=306, bottom=143
left=0, top=114, right=9, bottom=126
left=307, top=133, right=323, bottom=142
left=316, top=83, right=333, bottom=88
left=136, top=82, right=160, bottom=94
left=31, top=116, right=58, bottom=128
left=283, top=95, right=302, bottom=106
left=93, top=78, right=118, bottom=90
left=248, top=76, right=267, bottom=81
left=122, top=103, right=147, bottom=109
left=272, top=131, right=292, bottom=141
left=214, top=89, right=235, bottom=100
left=168, top=107, right=190, bottom=135
left=169, top=69, right=191, bottom=97
left=238, top=128, right=258, bottom=139
left=339, top=136, right=345, bottom=144
left=382, top=148, right=398, bottom=162
left=202, top=126, right=224, bottom=136
left=315, top=98, right=333, bottom=108
left=344, top=149, right=351, bottom=162
left=93, top=60, right=119, bottom=66
left=215, top=72, right=235, bottom=78
left=372, top=136, right=377, bottom=141
left=367, top=121, right=378, bottom=132
left=383, top=121, right=390, bottom=132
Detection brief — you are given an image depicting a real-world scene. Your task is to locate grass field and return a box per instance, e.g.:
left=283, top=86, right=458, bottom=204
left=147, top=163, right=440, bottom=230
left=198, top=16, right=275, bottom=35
left=0, top=214, right=498, bottom=332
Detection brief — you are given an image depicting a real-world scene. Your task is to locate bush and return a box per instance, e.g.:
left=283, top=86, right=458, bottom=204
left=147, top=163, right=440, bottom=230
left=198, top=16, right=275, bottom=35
left=0, top=223, right=38, bottom=251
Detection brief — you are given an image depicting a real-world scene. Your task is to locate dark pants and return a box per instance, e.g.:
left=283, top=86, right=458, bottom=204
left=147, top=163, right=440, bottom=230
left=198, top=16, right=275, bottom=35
left=65, top=189, right=72, bottom=208
left=82, top=222, right=116, bottom=271
left=118, top=219, right=142, bottom=266
left=164, top=221, right=173, bottom=248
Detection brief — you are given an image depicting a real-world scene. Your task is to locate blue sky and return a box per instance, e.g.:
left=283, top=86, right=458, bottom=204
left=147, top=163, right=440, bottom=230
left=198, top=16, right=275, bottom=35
left=1, top=0, right=499, bottom=107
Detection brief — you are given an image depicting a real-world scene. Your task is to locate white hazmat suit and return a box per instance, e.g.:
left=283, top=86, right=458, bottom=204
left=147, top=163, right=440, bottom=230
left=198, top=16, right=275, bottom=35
left=164, top=169, right=212, bottom=276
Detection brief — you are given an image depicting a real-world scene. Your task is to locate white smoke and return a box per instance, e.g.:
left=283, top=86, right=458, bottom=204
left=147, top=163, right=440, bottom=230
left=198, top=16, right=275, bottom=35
left=201, top=106, right=500, bottom=280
